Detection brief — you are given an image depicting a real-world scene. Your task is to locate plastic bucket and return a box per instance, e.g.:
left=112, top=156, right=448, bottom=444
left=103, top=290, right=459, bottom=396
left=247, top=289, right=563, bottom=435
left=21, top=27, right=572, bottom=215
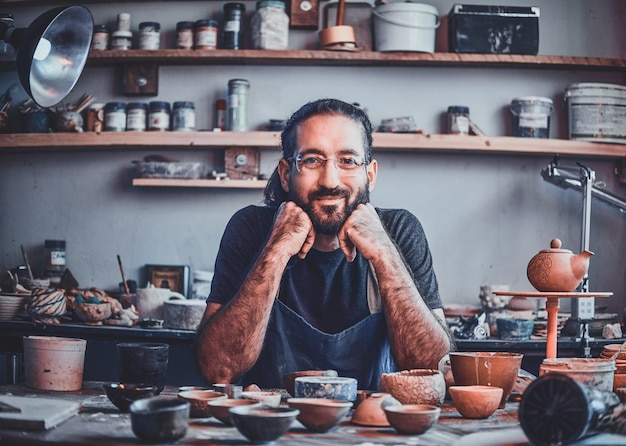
left=564, top=83, right=626, bottom=143
left=539, top=358, right=615, bottom=392
left=23, top=336, right=87, bottom=391
left=510, top=96, right=553, bottom=138
left=373, top=3, right=439, bottom=52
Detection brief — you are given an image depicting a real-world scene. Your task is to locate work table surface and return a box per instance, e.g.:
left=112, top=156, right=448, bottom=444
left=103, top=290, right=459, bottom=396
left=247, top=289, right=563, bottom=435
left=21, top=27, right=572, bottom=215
left=1, top=382, right=625, bottom=446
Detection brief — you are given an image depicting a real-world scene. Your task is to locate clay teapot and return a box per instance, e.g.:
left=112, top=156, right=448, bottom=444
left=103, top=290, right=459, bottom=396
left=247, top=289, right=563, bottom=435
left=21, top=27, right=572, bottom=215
left=526, top=238, right=593, bottom=292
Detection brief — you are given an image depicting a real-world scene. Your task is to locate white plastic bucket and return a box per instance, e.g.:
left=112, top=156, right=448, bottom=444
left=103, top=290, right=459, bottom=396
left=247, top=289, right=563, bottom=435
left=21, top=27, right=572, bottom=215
left=540, top=358, right=615, bottom=392
left=373, top=2, right=439, bottom=52
left=23, top=336, right=87, bottom=391
left=510, top=96, right=554, bottom=138
left=564, top=83, right=626, bottom=143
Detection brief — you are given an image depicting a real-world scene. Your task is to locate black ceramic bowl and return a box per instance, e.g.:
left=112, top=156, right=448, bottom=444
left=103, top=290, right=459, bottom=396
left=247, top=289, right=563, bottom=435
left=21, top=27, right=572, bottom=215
left=229, top=405, right=299, bottom=443
left=129, top=396, right=190, bottom=443
left=103, top=383, right=158, bottom=412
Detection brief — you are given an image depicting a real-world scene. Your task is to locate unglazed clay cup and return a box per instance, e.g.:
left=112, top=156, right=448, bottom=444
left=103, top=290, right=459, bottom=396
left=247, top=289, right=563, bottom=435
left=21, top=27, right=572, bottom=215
left=449, top=385, right=503, bottom=419
left=449, top=351, right=523, bottom=408
left=380, top=369, right=446, bottom=406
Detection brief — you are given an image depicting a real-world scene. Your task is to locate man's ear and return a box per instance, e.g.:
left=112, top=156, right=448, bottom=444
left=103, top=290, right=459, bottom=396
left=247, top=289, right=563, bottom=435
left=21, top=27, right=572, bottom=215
left=367, top=159, right=378, bottom=191
left=278, top=158, right=291, bottom=192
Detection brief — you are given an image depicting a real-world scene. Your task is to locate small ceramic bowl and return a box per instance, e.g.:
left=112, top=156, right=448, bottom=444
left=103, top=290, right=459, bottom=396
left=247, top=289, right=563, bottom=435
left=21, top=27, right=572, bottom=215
left=73, top=302, right=112, bottom=325
left=351, top=392, right=400, bottom=427
left=287, top=398, right=352, bottom=432
left=384, top=404, right=441, bottom=435
left=241, top=391, right=282, bottom=407
left=229, top=405, right=299, bottom=443
left=103, top=383, right=158, bottom=412
left=177, top=390, right=227, bottom=418
left=449, top=385, right=503, bottom=419
left=129, top=396, right=190, bottom=443
left=282, top=369, right=338, bottom=396
left=380, top=369, right=446, bottom=406
left=208, top=398, right=261, bottom=425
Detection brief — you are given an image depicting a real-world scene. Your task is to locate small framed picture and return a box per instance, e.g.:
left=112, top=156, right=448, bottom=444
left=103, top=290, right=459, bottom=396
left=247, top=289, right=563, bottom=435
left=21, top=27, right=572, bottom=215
left=145, top=264, right=191, bottom=298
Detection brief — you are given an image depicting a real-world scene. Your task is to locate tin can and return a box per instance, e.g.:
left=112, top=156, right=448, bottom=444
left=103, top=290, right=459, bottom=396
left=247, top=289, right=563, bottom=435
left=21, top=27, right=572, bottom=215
left=172, top=101, right=196, bottom=131
left=148, top=101, right=171, bottom=131
left=222, top=3, right=245, bottom=49
left=447, top=105, right=470, bottom=134
left=227, top=79, right=249, bottom=131
left=91, top=24, right=110, bottom=51
left=176, top=21, right=194, bottom=50
left=139, top=22, right=161, bottom=50
left=126, top=102, right=148, bottom=131
left=195, top=19, right=218, bottom=50
left=104, top=102, right=127, bottom=131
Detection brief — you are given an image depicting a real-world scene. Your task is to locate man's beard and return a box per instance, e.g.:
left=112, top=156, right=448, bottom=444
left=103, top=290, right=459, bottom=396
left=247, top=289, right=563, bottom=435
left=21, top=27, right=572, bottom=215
left=294, top=184, right=370, bottom=235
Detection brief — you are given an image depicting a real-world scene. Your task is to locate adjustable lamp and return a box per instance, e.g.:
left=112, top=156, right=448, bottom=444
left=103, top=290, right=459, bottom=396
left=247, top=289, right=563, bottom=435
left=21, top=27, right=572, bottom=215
left=0, top=6, right=93, bottom=108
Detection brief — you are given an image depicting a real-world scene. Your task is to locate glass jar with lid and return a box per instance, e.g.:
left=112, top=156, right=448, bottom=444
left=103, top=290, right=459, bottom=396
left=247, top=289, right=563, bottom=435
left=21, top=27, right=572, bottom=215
left=251, top=0, right=289, bottom=50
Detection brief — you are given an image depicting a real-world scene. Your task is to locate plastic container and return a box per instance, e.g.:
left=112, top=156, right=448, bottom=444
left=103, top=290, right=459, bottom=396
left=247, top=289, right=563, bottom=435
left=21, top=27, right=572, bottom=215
left=372, top=3, right=439, bottom=52
left=139, top=22, right=161, bottom=50
left=227, top=79, right=249, bottom=131
left=104, top=102, right=127, bottom=131
left=194, top=19, right=218, bottom=50
left=251, top=0, right=290, bottom=50
left=539, top=358, right=615, bottom=392
left=172, top=101, right=196, bottom=131
left=222, top=3, right=246, bottom=49
left=148, top=101, right=171, bottom=131
left=510, top=96, right=553, bottom=138
left=126, top=102, right=148, bottom=131
left=564, top=83, right=626, bottom=144
left=176, top=21, right=194, bottom=50
left=23, top=336, right=87, bottom=391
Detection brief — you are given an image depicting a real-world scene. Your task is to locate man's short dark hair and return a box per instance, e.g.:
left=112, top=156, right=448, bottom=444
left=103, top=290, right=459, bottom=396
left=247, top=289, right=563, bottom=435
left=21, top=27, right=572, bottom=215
left=264, top=98, right=373, bottom=209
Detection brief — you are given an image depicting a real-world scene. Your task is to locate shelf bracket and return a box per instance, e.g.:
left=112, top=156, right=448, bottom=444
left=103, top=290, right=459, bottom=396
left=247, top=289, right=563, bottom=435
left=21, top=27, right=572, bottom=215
left=122, top=63, right=159, bottom=96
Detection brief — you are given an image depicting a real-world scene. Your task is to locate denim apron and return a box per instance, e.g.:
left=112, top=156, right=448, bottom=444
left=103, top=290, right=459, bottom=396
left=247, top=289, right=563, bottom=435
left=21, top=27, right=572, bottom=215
left=241, top=266, right=397, bottom=390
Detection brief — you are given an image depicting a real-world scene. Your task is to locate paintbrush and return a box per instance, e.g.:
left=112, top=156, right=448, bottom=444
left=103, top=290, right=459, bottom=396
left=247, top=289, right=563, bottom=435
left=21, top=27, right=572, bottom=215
left=117, top=254, right=131, bottom=295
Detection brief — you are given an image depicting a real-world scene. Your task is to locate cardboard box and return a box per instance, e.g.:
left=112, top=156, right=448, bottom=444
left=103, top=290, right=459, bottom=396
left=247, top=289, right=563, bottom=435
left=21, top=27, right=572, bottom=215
left=448, top=4, right=539, bottom=55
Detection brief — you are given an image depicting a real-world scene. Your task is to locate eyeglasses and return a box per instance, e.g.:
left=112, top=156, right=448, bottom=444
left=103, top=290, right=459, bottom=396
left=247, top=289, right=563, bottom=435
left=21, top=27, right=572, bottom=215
left=289, top=155, right=366, bottom=176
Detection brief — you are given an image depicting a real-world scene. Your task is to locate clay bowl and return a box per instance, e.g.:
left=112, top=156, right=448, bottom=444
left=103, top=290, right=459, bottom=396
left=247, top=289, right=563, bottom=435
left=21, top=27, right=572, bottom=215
left=229, top=405, right=299, bottom=443
left=129, top=396, right=190, bottom=443
left=26, top=288, right=66, bottom=323
left=380, top=369, right=446, bottom=406
left=208, top=398, right=261, bottom=425
left=177, top=390, right=227, bottom=418
left=241, top=390, right=282, bottom=407
left=449, top=352, right=523, bottom=408
left=287, top=398, right=353, bottom=432
left=449, top=385, right=503, bottom=419
left=73, top=302, right=112, bottom=325
left=351, top=392, right=400, bottom=427
left=282, top=369, right=338, bottom=396
left=103, top=383, right=158, bottom=412
left=383, top=404, right=441, bottom=435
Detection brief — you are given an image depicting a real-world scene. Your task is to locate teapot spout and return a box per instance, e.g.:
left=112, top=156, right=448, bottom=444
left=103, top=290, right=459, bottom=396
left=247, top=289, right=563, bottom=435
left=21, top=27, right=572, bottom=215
left=571, top=250, right=594, bottom=280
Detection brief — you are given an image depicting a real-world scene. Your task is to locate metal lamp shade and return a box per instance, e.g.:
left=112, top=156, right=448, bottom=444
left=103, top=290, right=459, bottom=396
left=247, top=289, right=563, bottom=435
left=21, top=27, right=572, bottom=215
left=12, top=6, right=93, bottom=108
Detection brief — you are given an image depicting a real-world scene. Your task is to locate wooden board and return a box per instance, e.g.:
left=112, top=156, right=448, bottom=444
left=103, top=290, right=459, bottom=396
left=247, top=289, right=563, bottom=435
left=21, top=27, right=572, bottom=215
left=0, top=395, right=80, bottom=431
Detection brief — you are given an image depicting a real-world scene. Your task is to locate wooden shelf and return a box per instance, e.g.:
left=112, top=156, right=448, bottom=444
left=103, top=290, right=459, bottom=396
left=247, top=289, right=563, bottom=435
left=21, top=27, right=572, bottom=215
left=132, top=178, right=268, bottom=188
left=1, top=132, right=625, bottom=158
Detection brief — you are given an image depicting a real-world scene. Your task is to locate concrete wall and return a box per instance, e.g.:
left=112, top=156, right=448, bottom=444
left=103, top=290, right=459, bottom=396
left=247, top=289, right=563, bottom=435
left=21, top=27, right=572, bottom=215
left=1, top=0, right=625, bottom=316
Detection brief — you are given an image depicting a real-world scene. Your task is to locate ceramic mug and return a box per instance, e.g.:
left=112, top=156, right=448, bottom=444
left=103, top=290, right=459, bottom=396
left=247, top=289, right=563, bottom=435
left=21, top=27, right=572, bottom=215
left=134, top=288, right=186, bottom=320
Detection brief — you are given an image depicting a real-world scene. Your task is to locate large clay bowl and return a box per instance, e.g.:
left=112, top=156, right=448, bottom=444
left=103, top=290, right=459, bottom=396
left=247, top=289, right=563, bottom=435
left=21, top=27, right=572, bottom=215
left=380, top=369, right=446, bottom=406
left=229, top=405, right=299, bottom=443
left=449, top=385, right=503, bottom=419
left=208, top=398, right=260, bottom=425
left=103, top=383, right=158, bottom=412
left=129, top=396, right=190, bottom=443
left=287, top=398, right=352, bottom=432
left=282, top=369, right=338, bottom=397
left=383, top=404, right=441, bottom=434
left=177, top=390, right=227, bottom=418
left=449, top=352, right=523, bottom=408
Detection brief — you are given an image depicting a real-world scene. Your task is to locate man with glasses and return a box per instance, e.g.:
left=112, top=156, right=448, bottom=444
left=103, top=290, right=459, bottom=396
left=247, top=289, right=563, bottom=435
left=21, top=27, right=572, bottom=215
left=196, top=98, right=452, bottom=390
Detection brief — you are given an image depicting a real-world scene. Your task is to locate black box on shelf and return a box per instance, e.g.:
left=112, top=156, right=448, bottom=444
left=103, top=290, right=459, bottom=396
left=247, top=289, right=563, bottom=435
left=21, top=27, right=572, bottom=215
left=448, top=4, right=540, bottom=55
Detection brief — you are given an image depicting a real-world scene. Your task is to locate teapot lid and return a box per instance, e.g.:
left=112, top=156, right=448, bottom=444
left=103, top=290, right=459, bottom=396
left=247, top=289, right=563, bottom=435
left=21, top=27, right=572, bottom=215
left=538, top=238, right=572, bottom=254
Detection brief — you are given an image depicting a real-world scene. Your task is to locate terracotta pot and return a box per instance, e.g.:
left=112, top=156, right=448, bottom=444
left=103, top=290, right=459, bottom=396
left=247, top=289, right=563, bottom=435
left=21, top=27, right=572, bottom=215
left=380, top=369, right=446, bottom=406
left=449, top=352, right=523, bottom=408
left=23, top=336, right=86, bottom=391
